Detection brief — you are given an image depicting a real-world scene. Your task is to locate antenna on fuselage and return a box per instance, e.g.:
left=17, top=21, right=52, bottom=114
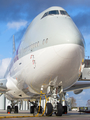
left=13, top=35, right=16, bottom=55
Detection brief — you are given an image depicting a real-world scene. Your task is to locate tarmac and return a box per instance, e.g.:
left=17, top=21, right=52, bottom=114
left=0, top=110, right=90, bottom=120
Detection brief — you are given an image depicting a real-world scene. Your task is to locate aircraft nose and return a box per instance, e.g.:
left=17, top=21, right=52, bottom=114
left=61, top=22, right=85, bottom=48
left=55, top=17, right=85, bottom=48
left=53, top=29, right=85, bottom=59
left=66, top=32, right=85, bottom=48
left=53, top=44, right=79, bottom=59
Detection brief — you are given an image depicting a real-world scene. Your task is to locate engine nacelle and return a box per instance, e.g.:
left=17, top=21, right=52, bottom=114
left=74, top=89, right=83, bottom=94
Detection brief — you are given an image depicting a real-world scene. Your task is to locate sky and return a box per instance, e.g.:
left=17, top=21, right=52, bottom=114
left=0, top=0, right=90, bottom=107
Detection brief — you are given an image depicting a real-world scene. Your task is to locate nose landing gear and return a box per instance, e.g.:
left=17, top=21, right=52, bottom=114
left=46, top=85, right=67, bottom=116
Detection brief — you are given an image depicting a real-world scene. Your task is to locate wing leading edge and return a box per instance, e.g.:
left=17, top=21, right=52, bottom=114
left=64, top=81, right=90, bottom=92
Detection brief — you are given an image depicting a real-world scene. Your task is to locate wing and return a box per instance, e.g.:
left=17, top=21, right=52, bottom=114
left=64, top=81, right=90, bottom=94
left=64, top=59, right=90, bottom=94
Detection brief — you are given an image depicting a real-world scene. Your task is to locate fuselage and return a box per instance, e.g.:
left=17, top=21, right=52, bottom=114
left=4, top=6, right=85, bottom=99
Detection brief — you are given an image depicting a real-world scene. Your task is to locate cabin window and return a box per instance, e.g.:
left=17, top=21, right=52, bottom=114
left=43, top=39, right=45, bottom=44
left=46, top=38, right=48, bottom=43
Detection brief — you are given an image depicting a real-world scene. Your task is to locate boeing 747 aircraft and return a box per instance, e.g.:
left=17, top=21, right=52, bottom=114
left=0, top=6, right=89, bottom=116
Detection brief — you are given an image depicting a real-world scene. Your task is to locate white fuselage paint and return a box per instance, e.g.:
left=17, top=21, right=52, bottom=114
left=4, top=6, right=85, bottom=100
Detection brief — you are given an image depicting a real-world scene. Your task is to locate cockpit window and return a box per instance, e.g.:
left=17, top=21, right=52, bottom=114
left=42, top=12, right=49, bottom=18
left=49, top=10, right=59, bottom=15
left=60, top=10, right=69, bottom=16
left=41, top=10, right=59, bottom=19
left=41, top=10, right=69, bottom=19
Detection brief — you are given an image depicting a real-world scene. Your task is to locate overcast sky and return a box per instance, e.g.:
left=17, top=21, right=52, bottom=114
left=0, top=0, right=90, bottom=106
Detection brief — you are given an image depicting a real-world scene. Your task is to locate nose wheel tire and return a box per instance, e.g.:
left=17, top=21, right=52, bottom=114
left=46, top=103, right=53, bottom=116
left=56, top=103, right=62, bottom=116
